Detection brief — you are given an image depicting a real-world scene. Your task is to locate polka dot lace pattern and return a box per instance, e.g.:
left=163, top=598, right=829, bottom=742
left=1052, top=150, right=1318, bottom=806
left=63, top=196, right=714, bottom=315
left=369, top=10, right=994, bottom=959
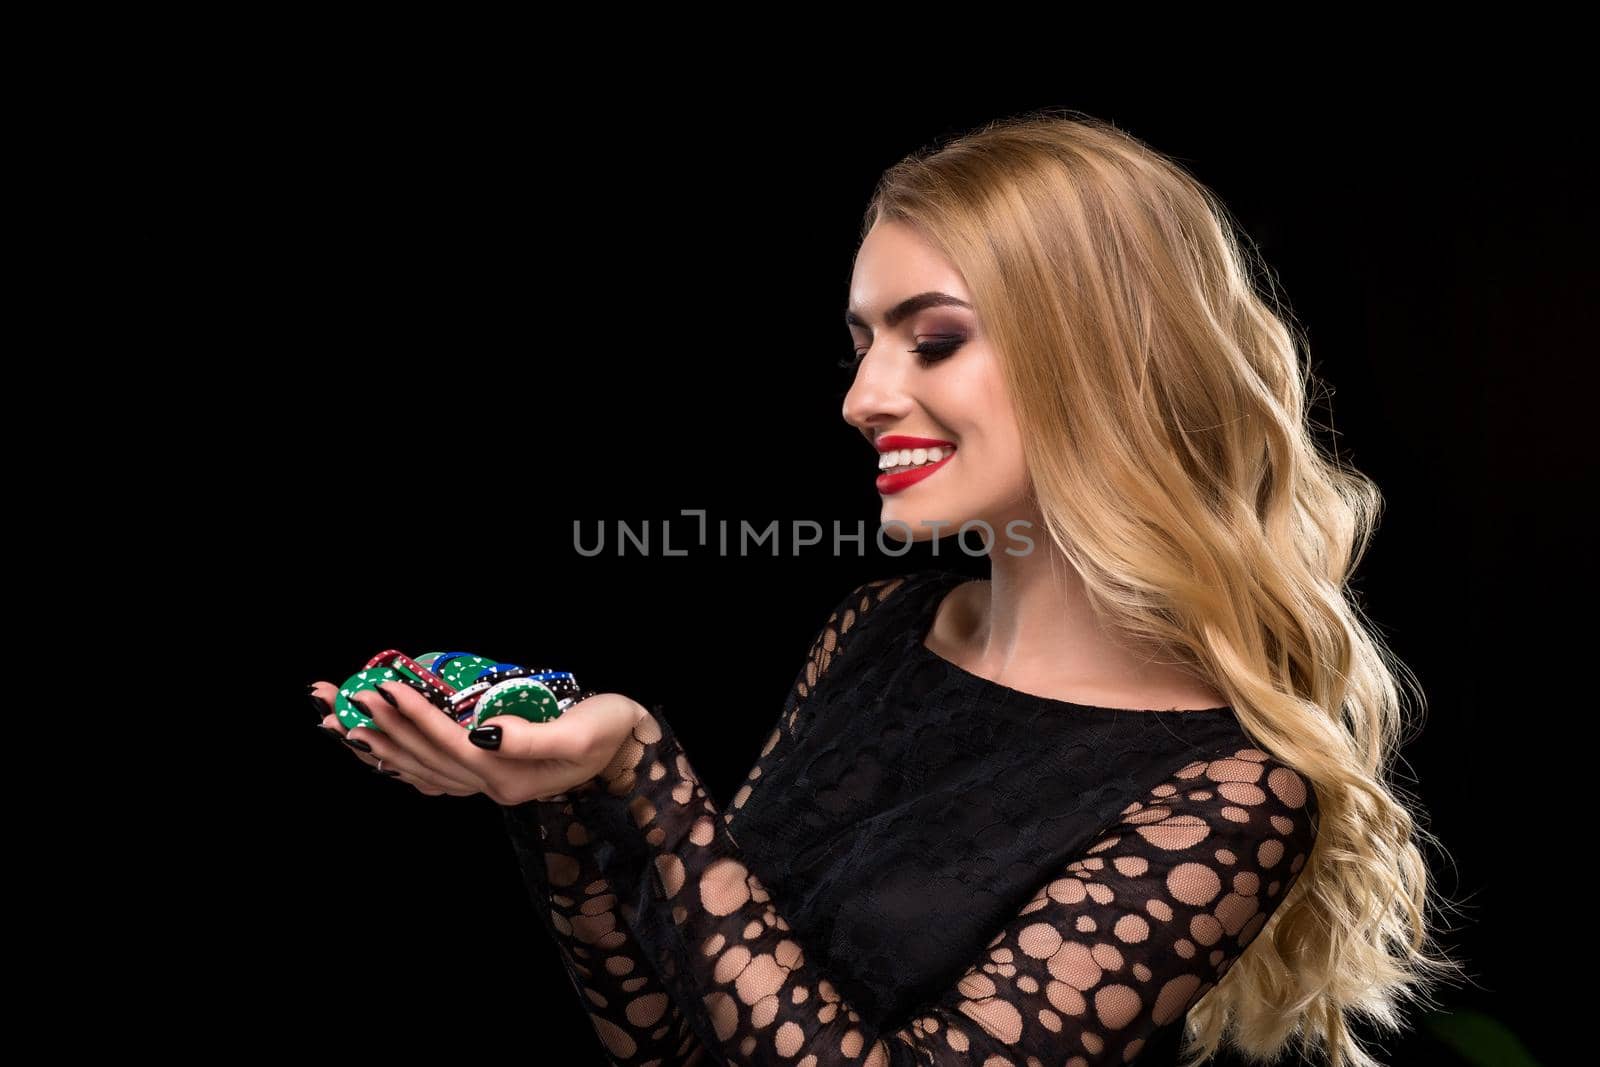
left=504, top=574, right=1319, bottom=1065
left=499, top=577, right=911, bottom=1065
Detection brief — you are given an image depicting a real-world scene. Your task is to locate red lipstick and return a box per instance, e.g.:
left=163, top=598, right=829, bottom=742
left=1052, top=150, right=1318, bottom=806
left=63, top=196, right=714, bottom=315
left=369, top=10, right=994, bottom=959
left=874, top=435, right=957, bottom=496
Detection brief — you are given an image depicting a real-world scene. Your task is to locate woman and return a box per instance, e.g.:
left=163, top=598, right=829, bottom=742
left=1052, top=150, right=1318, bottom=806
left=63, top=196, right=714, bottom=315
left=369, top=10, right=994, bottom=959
left=310, top=111, right=1460, bottom=1065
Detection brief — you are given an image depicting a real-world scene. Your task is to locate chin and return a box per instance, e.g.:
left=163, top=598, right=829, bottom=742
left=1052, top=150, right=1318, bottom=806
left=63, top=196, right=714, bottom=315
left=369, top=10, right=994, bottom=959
left=879, top=496, right=970, bottom=542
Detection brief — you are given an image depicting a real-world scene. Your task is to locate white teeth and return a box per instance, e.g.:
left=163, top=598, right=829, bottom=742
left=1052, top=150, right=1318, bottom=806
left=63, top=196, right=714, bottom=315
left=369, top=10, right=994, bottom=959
left=879, top=446, right=953, bottom=474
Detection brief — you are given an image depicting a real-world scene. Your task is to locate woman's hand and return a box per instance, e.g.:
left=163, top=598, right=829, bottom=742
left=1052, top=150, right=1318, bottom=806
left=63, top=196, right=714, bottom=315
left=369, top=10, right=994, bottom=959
left=309, top=680, right=647, bottom=804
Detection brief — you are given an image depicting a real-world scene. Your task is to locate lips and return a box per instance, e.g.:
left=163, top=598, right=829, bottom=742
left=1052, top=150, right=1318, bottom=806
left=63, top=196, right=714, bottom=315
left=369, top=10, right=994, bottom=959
left=876, top=447, right=947, bottom=495
left=875, top=434, right=956, bottom=453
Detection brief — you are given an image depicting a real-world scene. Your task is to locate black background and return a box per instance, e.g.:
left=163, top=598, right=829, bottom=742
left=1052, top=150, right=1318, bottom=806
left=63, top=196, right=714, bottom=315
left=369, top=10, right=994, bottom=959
left=221, top=89, right=1588, bottom=1066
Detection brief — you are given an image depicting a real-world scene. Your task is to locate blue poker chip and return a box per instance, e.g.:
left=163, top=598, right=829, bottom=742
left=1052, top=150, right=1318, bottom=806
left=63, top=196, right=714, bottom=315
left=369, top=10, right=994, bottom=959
left=429, top=651, right=477, bottom=675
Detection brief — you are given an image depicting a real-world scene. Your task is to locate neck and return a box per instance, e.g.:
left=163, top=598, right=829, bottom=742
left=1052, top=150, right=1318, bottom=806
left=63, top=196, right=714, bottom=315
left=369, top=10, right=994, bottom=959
left=951, top=525, right=1213, bottom=706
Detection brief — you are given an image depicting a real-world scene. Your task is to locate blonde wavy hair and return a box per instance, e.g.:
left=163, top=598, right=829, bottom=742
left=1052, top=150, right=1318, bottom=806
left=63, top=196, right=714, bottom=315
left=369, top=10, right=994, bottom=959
left=861, top=109, right=1467, bottom=1066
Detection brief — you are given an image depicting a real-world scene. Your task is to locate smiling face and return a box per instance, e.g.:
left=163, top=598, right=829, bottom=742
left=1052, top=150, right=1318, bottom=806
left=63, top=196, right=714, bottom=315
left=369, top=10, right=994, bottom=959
left=843, top=219, right=1033, bottom=544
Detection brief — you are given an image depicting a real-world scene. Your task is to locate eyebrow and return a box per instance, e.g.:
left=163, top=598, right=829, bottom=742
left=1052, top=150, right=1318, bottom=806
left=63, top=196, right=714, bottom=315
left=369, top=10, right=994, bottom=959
left=844, top=291, right=972, bottom=331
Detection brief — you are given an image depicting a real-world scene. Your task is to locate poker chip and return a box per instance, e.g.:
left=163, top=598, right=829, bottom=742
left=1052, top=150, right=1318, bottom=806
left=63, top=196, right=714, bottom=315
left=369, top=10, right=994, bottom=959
left=335, top=666, right=403, bottom=732
left=530, top=671, right=581, bottom=702
left=474, top=666, right=581, bottom=703
left=447, top=680, right=492, bottom=707
left=557, top=688, right=597, bottom=712
left=393, top=670, right=455, bottom=715
left=472, top=677, right=562, bottom=729
left=333, top=648, right=585, bottom=740
left=446, top=680, right=492, bottom=723
left=387, top=652, right=452, bottom=687
left=392, top=661, right=452, bottom=704
left=428, top=651, right=476, bottom=676
left=437, top=654, right=497, bottom=690
left=365, top=649, right=455, bottom=696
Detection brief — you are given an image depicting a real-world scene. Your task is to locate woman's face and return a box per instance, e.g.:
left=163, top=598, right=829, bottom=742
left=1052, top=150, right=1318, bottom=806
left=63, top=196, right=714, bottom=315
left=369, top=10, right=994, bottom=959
left=843, top=219, right=1032, bottom=544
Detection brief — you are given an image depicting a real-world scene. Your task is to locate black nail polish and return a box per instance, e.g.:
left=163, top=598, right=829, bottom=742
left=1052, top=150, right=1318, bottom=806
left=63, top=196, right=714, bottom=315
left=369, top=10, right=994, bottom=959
left=344, top=736, right=373, bottom=753
left=318, top=726, right=344, bottom=741
left=310, top=691, right=331, bottom=720
left=373, top=685, right=398, bottom=708
left=373, top=766, right=401, bottom=777
left=469, top=726, right=502, bottom=751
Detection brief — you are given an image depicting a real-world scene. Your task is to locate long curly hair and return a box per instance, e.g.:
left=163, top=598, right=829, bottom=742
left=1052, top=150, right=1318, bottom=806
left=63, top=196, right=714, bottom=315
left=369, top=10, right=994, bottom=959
left=861, top=109, right=1467, bottom=1067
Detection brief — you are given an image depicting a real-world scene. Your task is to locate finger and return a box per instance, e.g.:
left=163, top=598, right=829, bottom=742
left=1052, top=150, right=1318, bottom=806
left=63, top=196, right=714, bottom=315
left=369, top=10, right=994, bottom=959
left=344, top=705, right=480, bottom=794
left=473, top=708, right=596, bottom=763
left=309, top=680, right=340, bottom=725
left=477, top=692, right=635, bottom=763
left=376, top=680, right=495, bottom=772
left=310, top=680, right=349, bottom=739
left=358, top=685, right=486, bottom=784
left=349, top=693, right=479, bottom=790
left=386, top=769, right=476, bottom=797
left=308, top=680, right=382, bottom=765
left=370, top=749, right=479, bottom=797
left=333, top=700, right=382, bottom=768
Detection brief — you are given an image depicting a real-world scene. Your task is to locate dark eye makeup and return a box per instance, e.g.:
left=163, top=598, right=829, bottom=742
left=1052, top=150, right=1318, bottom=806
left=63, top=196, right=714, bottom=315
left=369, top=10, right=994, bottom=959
left=839, top=334, right=965, bottom=371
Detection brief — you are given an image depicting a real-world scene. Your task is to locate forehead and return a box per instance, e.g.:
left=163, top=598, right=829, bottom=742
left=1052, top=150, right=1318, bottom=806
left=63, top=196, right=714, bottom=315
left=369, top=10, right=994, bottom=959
left=848, top=220, right=971, bottom=319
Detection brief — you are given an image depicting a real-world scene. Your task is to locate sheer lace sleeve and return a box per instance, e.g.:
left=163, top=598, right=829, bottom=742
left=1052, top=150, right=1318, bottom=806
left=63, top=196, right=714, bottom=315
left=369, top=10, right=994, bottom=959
left=500, top=794, right=709, bottom=1065
left=571, top=707, right=1319, bottom=1065
left=496, top=577, right=909, bottom=1065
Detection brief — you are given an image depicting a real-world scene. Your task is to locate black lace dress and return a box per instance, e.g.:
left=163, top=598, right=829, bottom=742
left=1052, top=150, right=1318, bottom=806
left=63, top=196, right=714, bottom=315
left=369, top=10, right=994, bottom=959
left=499, top=569, right=1319, bottom=1066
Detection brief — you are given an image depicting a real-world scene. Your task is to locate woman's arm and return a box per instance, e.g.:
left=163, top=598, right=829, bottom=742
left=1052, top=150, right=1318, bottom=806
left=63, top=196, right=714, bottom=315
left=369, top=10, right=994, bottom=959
left=500, top=793, right=706, bottom=1065
left=497, top=576, right=911, bottom=1065
left=572, top=706, right=1319, bottom=1065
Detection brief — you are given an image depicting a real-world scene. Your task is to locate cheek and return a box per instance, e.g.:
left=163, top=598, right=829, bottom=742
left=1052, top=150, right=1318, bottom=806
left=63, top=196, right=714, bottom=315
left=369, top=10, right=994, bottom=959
left=983, top=436, right=1031, bottom=492
left=976, top=399, right=1028, bottom=475
left=935, top=362, right=1029, bottom=485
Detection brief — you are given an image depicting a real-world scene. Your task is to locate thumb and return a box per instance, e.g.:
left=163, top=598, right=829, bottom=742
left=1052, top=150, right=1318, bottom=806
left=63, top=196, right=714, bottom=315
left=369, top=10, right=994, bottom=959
left=467, top=713, right=587, bottom=760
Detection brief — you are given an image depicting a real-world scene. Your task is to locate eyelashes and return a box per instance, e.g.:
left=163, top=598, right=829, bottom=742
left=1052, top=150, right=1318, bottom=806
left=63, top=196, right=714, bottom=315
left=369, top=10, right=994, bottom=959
left=839, top=335, right=965, bottom=371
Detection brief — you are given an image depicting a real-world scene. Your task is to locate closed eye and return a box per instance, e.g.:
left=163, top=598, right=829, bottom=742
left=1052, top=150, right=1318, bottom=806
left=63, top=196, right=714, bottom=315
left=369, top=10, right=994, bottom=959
left=839, top=335, right=965, bottom=370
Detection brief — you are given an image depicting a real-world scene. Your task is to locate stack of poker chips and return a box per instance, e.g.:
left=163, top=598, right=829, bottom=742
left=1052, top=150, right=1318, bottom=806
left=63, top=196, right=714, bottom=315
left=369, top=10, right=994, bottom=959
left=334, top=648, right=591, bottom=735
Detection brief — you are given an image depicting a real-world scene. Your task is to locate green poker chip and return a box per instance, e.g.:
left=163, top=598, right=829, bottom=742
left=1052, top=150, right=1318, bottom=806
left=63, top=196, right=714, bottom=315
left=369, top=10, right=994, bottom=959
left=473, top=677, right=563, bottom=729
left=438, top=654, right=495, bottom=690
left=335, top=666, right=402, bottom=733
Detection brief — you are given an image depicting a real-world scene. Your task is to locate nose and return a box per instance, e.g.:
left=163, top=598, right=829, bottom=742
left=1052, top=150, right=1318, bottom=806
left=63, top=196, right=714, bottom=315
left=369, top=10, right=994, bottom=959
left=842, top=344, right=914, bottom=435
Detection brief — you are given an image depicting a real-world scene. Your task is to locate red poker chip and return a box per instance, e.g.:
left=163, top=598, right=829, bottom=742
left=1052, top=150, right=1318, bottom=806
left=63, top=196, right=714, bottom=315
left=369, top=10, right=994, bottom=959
left=365, top=648, right=456, bottom=695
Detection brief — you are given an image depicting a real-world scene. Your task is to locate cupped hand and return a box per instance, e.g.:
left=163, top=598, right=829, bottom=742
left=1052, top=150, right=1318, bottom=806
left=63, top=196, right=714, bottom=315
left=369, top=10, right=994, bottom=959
left=309, top=679, right=646, bottom=804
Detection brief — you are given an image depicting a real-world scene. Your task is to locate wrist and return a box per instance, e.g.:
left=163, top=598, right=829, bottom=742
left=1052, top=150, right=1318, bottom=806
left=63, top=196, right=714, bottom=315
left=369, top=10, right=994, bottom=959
left=525, top=688, right=618, bottom=802
left=596, top=698, right=658, bottom=792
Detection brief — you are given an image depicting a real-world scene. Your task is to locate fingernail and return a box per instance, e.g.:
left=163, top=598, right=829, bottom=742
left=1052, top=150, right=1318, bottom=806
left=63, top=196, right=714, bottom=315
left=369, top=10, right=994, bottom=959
left=318, top=726, right=343, bottom=741
left=309, top=690, right=331, bottom=720
left=373, top=685, right=398, bottom=708
left=373, top=767, right=401, bottom=777
left=344, top=736, right=373, bottom=753
left=468, top=726, right=502, bottom=751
